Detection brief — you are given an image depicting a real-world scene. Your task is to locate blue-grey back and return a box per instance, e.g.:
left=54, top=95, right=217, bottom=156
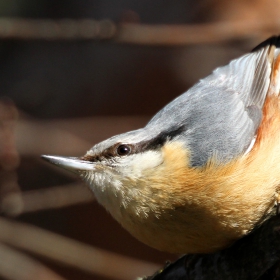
left=146, top=44, right=272, bottom=166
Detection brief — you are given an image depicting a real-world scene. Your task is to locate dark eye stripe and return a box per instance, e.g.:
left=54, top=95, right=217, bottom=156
left=135, top=125, right=185, bottom=152
left=80, top=125, right=185, bottom=162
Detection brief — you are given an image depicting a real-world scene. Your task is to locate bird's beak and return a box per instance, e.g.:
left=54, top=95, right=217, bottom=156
left=41, top=155, right=93, bottom=174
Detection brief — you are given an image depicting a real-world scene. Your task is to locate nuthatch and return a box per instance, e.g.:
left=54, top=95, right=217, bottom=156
left=42, top=36, right=280, bottom=254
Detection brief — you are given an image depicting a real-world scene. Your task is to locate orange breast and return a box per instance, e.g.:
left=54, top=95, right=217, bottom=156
left=121, top=95, right=280, bottom=253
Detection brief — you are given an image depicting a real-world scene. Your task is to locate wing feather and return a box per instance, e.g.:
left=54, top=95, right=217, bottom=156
left=147, top=37, right=278, bottom=166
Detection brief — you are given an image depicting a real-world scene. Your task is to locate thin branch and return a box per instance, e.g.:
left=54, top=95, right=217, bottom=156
left=0, top=18, right=116, bottom=40
left=0, top=18, right=279, bottom=44
left=116, top=21, right=276, bottom=45
left=1, top=183, right=94, bottom=216
left=0, top=99, right=20, bottom=170
left=0, top=217, right=160, bottom=280
left=15, top=116, right=148, bottom=156
left=0, top=242, right=66, bottom=280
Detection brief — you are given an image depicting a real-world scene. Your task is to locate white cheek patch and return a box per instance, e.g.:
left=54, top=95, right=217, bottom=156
left=79, top=150, right=163, bottom=221
left=81, top=170, right=125, bottom=219
left=119, top=151, right=163, bottom=177
left=83, top=170, right=122, bottom=195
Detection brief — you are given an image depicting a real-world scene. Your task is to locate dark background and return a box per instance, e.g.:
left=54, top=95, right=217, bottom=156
left=0, top=1, right=277, bottom=279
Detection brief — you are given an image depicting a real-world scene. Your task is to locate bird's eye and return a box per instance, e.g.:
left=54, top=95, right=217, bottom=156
left=116, top=144, right=131, bottom=156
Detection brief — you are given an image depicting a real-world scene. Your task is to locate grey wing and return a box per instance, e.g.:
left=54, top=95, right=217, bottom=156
left=147, top=40, right=274, bottom=166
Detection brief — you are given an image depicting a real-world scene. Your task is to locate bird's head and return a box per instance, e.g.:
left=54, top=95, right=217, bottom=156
left=41, top=126, right=186, bottom=223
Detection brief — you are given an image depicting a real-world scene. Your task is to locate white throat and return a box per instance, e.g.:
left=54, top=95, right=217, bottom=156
left=81, top=150, right=163, bottom=221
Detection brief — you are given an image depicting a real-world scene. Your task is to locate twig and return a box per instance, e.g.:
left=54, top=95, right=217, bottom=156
left=0, top=18, right=116, bottom=40
left=0, top=18, right=279, bottom=44
left=0, top=217, right=160, bottom=280
left=0, top=99, right=20, bottom=170
left=116, top=21, right=276, bottom=45
left=15, top=116, right=148, bottom=156
left=0, top=242, right=66, bottom=280
left=1, top=183, right=94, bottom=216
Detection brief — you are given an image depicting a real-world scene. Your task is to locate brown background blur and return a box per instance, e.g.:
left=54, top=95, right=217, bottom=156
left=0, top=1, right=279, bottom=279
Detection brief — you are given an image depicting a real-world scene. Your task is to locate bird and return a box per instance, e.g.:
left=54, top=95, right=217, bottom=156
left=42, top=36, right=280, bottom=254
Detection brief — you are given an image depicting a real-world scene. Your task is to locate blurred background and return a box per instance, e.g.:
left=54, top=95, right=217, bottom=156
left=0, top=1, right=279, bottom=279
